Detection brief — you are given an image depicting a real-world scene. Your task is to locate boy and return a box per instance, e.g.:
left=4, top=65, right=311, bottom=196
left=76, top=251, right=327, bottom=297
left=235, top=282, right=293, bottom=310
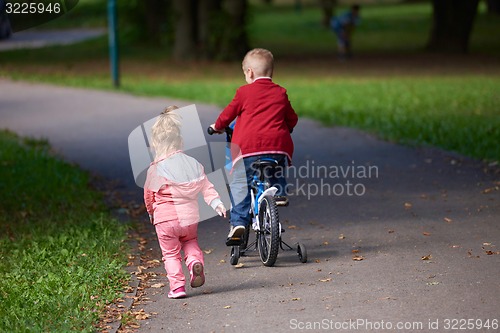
left=330, top=4, right=361, bottom=59
left=209, top=48, right=298, bottom=245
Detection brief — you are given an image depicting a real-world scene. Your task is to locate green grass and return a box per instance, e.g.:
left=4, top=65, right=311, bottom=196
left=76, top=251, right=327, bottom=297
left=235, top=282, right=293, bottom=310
left=1, top=2, right=499, bottom=162
left=0, top=131, right=129, bottom=332
left=250, top=1, right=499, bottom=55
left=283, top=77, right=500, bottom=161
left=118, top=76, right=499, bottom=161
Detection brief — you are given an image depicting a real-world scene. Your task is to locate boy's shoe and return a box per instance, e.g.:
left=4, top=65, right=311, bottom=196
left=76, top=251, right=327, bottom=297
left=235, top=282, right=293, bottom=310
left=275, top=196, right=289, bottom=207
left=168, top=286, right=187, bottom=299
left=226, top=225, right=245, bottom=246
left=190, top=262, right=205, bottom=288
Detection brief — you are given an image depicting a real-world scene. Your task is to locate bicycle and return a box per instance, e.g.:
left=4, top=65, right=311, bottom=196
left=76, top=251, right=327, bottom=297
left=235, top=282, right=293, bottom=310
left=207, top=126, right=307, bottom=267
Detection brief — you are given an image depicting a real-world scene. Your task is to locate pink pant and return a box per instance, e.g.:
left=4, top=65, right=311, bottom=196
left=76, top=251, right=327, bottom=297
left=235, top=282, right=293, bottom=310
left=154, top=221, right=204, bottom=291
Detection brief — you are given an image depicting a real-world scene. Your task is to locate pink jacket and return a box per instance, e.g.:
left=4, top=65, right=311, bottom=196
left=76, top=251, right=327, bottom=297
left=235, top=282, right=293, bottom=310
left=144, top=151, right=222, bottom=226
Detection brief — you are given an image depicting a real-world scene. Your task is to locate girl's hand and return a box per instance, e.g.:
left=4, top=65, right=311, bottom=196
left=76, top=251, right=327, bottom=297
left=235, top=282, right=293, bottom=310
left=149, top=214, right=154, bottom=224
left=215, top=203, right=227, bottom=218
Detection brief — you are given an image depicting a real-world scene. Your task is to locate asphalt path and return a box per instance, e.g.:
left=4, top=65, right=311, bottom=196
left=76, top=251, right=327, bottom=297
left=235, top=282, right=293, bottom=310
left=0, top=28, right=105, bottom=51
left=1, top=79, right=499, bottom=332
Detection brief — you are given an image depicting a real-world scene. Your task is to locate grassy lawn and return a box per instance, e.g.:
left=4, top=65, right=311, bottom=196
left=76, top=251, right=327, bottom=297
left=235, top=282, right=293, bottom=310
left=1, top=1, right=499, bottom=161
left=0, top=131, right=128, bottom=332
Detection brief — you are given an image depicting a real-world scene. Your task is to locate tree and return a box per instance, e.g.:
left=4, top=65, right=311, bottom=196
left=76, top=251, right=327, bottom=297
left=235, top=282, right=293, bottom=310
left=318, top=0, right=337, bottom=29
left=172, top=0, right=249, bottom=61
left=487, top=0, right=500, bottom=15
left=172, top=0, right=197, bottom=60
left=426, top=0, right=480, bottom=53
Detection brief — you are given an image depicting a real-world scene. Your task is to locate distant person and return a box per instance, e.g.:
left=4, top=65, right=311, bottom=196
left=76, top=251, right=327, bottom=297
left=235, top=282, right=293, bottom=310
left=144, top=106, right=227, bottom=299
left=0, top=0, right=12, bottom=40
left=209, top=48, right=298, bottom=245
left=330, top=4, right=361, bottom=59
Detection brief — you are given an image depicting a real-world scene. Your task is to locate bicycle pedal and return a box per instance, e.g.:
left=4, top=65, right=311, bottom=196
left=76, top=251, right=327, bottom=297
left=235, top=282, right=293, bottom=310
left=275, top=196, right=289, bottom=207
left=226, top=238, right=243, bottom=246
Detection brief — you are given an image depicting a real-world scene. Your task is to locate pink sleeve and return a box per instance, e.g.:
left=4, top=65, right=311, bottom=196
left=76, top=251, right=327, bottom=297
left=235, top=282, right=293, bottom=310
left=144, top=188, right=155, bottom=216
left=200, top=176, right=221, bottom=208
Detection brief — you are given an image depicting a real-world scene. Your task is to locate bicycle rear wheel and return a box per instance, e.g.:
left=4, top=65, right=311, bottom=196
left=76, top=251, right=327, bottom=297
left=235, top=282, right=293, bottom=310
left=257, top=195, right=280, bottom=267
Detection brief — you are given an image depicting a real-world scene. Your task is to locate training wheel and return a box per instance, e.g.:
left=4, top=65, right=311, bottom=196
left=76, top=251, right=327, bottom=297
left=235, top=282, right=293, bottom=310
left=297, top=243, right=307, bottom=263
left=230, top=246, right=240, bottom=265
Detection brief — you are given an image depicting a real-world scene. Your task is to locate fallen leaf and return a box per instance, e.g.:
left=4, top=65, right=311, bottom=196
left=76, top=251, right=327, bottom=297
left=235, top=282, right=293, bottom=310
left=292, top=297, right=301, bottom=301
left=288, top=225, right=297, bottom=229
left=151, top=283, right=165, bottom=288
left=351, top=249, right=360, bottom=254
left=234, top=263, right=244, bottom=268
left=338, top=234, right=345, bottom=240
left=422, top=232, right=431, bottom=236
left=219, top=259, right=226, bottom=263
left=482, top=186, right=498, bottom=194
left=421, top=254, right=432, bottom=261
left=203, top=249, right=214, bottom=254
left=485, top=250, right=500, bottom=255
left=147, top=259, right=161, bottom=264
left=322, top=241, right=329, bottom=245
left=404, top=202, right=412, bottom=209
left=352, top=255, right=364, bottom=261
left=483, top=242, right=492, bottom=246
left=388, top=229, right=395, bottom=234
left=426, top=281, right=440, bottom=286
left=223, top=305, right=231, bottom=309
left=443, top=217, right=453, bottom=223
left=133, top=309, right=151, bottom=320
left=319, top=278, right=332, bottom=282
left=315, top=259, right=321, bottom=263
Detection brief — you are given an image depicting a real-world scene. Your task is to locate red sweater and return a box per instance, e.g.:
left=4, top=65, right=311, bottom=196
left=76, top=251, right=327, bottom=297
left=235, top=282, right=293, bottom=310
left=215, top=78, right=298, bottom=164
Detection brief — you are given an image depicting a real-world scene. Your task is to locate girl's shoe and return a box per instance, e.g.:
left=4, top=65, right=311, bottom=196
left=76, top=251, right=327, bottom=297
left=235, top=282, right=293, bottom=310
left=190, top=262, right=205, bottom=288
left=168, top=286, right=187, bottom=299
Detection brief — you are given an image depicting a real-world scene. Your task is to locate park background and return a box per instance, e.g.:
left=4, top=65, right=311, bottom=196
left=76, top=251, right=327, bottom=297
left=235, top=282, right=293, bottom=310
left=1, top=0, right=499, bottom=331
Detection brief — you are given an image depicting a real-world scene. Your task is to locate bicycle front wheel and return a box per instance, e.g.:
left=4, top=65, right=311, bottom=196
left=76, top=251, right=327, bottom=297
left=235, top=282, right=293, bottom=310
left=257, top=195, right=280, bottom=267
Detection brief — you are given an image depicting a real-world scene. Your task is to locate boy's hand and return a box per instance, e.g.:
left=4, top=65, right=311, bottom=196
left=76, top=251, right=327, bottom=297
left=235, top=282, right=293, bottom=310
left=209, top=123, right=223, bottom=134
left=215, top=203, right=227, bottom=218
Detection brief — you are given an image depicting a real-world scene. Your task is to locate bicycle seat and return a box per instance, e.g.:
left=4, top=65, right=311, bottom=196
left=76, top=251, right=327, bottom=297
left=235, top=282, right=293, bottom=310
left=252, top=158, right=279, bottom=170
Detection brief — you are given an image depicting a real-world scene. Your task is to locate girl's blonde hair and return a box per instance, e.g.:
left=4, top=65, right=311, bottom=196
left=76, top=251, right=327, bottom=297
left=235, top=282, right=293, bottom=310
left=151, top=105, right=183, bottom=159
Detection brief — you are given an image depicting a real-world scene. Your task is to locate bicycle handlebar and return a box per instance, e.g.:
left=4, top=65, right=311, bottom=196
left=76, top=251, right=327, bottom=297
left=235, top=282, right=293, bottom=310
left=207, top=126, right=233, bottom=136
left=207, top=126, right=217, bottom=135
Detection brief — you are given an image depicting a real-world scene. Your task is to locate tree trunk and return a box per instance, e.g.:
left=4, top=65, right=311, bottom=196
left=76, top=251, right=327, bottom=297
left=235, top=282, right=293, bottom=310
left=198, top=0, right=222, bottom=59
left=487, top=0, right=500, bottom=14
left=427, top=0, right=480, bottom=53
left=142, top=0, right=168, bottom=45
left=319, top=0, right=337, bottom=29
left=220, top=0, right=249, bottom=61
left=172, top=0, right=197, bottom=60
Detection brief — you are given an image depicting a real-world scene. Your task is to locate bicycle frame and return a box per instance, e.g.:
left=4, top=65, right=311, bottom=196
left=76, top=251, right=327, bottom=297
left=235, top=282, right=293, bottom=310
left=250, top=180, right=278, bottom=232
left=207, top=124, right=307, bottom=266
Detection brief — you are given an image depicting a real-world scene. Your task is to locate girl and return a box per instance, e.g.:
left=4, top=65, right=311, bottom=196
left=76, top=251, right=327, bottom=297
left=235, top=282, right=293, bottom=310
left=144, top=106, right=226, bottom=299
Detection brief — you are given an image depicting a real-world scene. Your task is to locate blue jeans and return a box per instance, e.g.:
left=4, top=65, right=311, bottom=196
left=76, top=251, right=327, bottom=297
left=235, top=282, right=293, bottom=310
left=229, top=154, right=288, bottom=227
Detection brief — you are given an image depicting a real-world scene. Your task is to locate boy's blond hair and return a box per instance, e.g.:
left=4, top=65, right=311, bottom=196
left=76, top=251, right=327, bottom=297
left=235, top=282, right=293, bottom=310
left=151, top=105, right=183, bottom=159
left=242, top=48, right=274, bottom=78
